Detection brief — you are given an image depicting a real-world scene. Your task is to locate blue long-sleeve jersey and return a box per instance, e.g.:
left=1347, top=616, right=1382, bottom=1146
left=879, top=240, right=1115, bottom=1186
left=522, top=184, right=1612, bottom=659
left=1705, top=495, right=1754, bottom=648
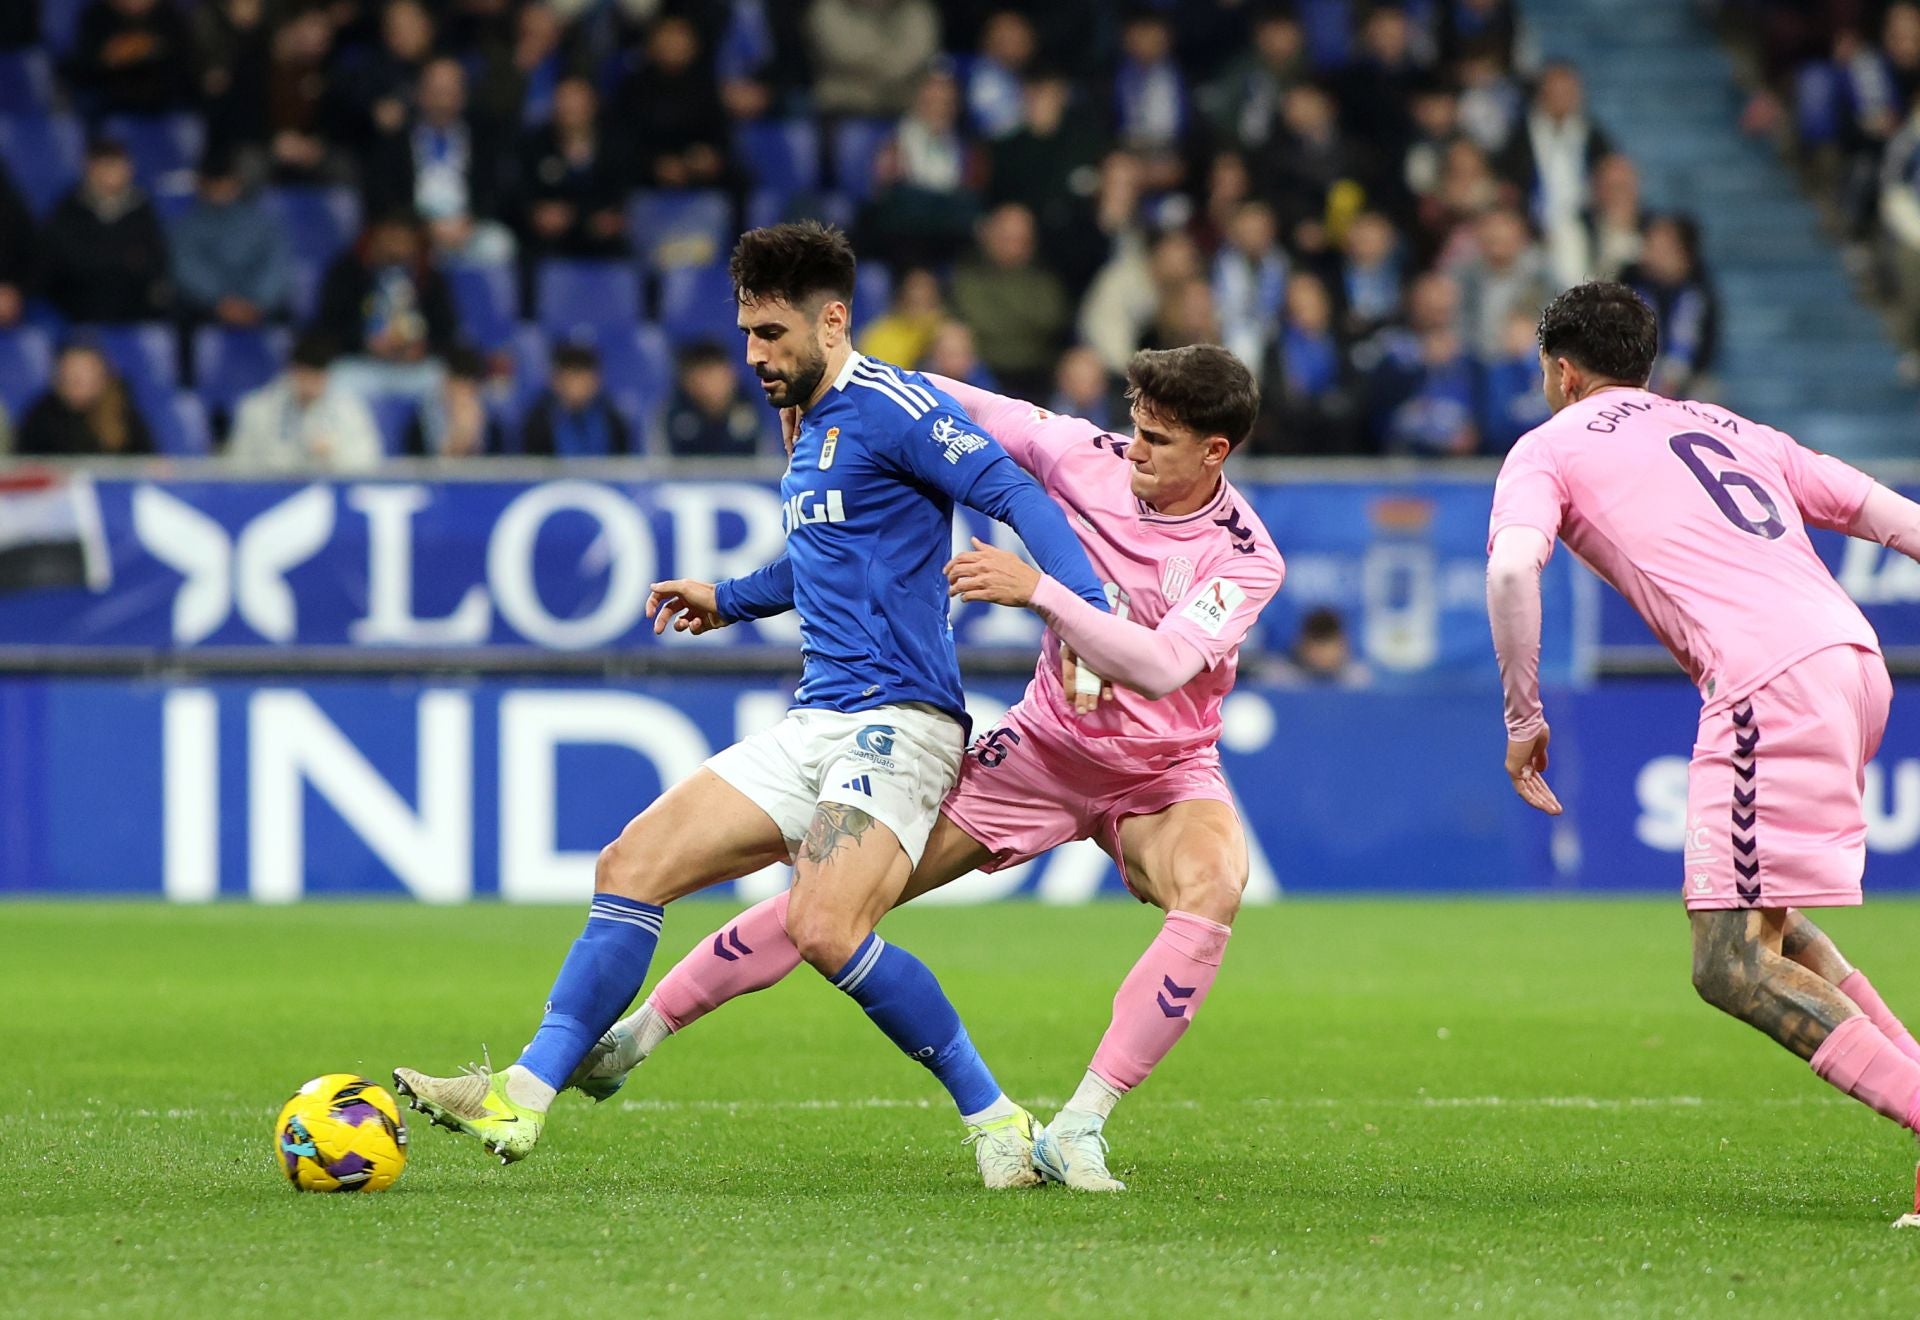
left=714, top=352, right=1106, bottom=727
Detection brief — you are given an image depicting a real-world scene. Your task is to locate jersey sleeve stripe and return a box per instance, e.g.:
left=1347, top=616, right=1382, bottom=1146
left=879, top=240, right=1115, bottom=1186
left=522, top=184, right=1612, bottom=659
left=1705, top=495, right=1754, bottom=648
left=856, top=360, right=938, bottom=411
left=848, top=366, right=928, bottom=418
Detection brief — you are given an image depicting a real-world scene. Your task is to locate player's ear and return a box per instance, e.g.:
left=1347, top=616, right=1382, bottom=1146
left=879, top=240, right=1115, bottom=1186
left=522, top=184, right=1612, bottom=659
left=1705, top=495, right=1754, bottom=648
left=818, top=298, right=850, bottom=347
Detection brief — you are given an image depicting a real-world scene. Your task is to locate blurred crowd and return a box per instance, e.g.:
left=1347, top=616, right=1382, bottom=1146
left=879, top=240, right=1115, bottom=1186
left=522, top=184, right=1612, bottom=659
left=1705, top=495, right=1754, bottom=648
left=1740, top=0, right=1920, bottom=372
left=0, top=0, right=1721, bottom=465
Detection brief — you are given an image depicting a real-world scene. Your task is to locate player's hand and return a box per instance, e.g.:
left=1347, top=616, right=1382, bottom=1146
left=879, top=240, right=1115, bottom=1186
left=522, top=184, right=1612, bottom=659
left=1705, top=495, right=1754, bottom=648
left=779, top=406, right=799, bottom=457
left=1505, top=726, right=1563, bottom=815
left=945, top=537, right=1041, bottom=607
left=1061, top=644, right=1113, bottom=715
left=646, top=578, right=729, bottom=635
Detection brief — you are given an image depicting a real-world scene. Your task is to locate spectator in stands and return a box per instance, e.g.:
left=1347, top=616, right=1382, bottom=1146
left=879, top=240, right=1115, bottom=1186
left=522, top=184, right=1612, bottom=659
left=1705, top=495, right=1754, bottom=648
left=1079, top=222, right=1198, bottom=374
left=191, top=0, right=272, bottom=158
left=472, top=0, right=567, bottom=131
left=1114, top=10, right=1188, bottom=189
left=1359, top=270, right=1477, bottom=454
left=226, top=332, right=383, bottom=470
left=518, top=76, right=629, bottom=269
left=987, top=69, right=1106, bottom=288
left=265, top=6, right=340, bottom=182
left=865, top=67, right=984, bottom=267
left=807, top=0, right=941, bottom=119
left=857, top=266, right=944, bottom=368
left=620, top=14, right=732, bottom=191
left=332, top=0, right=436, bottom=157
left=1478, top=307, right=1553, bottom=453
left=1627, top=214, right=1718, bottom=397
left=1269, top=606, right=1373, bottom=688
left=969, top=10, right=1036, bottom=140
left=1212, top=199, right=1288, bottom=367
left=1450, top=206, right=1550, bottom=362
left=1423, top=138, right=1507, bottom=254
left=1265, top=270, right=1360, bottom=455
left=314, top=211, right=459, bottom=398
left=170, top=150, right=292, bottom=329
left=1146, top=275, right=1221, bottom=352
left=0, top=161, right=32, bottom=329
left=1455, top=41, right=1525, bottom=156
left=1048, top=345, right=1119, bottom=431
left=1884, top=91, right=1920, bottom=360
left=1199, top=8, right=1307, bottom=153
left=921, top=318, right=996, bottom=389
left=1399, top=77, right=1462, bottom=224
left=665, top=342, right=761, bottom=457
left=40, top=138, right=171, bottom=324
left=1576, top=153, right=1646, bottom=284
left=406, top=346, right=500, bottom=457
left=67, top=0, right=193, bottom=114
left=1261, top=82, right=1353, bottom=239
left=1190, top=150, right=1252, bottom=256
left=17, top=343, right=153, bottom=457
left=1335, top=4, right=1424, bottom=172
left=522, top=341, right=635, bottom=457
left=1503, top=62, right=1611, bottom=236
left=365, top=57, right=515, bottom=267
left=1340, top=210, right=1404, bottom=340
left=951, top=202, right=1071, bottom=397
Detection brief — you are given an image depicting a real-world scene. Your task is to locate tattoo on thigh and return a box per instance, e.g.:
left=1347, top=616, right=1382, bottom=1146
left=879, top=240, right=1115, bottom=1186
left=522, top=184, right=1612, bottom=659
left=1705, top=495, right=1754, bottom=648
left=801, top=803, right=878, bottom=868
left=1693, top=909, right=1850, bottom=1059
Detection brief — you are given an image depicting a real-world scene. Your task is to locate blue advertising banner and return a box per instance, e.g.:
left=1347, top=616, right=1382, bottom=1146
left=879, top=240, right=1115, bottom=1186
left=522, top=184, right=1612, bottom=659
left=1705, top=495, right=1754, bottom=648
left=0, top=475, right=1588, bottom=682
left=4, top=675, right=1918, bottom=901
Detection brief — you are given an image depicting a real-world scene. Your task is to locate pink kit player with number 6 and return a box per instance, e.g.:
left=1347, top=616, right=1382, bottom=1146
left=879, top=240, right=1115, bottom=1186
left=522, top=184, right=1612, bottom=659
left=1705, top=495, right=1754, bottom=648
left=1488, top=281, right=1920, bottom=1223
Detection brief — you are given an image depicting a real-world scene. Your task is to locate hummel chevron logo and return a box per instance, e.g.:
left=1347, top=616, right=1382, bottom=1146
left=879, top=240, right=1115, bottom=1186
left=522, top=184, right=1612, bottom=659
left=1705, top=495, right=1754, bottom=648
left=1732, top=835, right=1756, bottom=857
left=1735, top=731, right=1759, bottom=756
left=1734, top=763, right=1756, bottom=783
left=711, top=928, right=754, bottom=962
left=1156, top=975, right=1197, bottom=1018
left=1732, top=809, right=1756, bottom=831
left=839, top=774, right=872, bottom=795
left=1732, top=706, right=1754, bottom=727
left=1733, top=787, right=1756, bottom=808
left=1735, top=859, right=1760, bottom=881
left=1736, top=881, right=1763, bottom=905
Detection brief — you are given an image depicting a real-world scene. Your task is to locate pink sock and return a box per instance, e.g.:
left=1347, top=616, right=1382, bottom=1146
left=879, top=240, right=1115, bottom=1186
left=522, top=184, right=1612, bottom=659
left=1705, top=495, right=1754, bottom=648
left=1088, top=910, right=1231, bottom=1092
left=1838, top=971, right=1920, bottom=1067
left=1809, top=1015, right=1920, bottom=1131
left=650, top=891, right=802, bottom=1032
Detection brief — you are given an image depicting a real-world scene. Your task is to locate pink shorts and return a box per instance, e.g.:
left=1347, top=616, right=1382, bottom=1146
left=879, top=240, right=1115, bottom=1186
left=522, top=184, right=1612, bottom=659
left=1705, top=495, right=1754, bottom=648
left=941, top=701, right=1234, bottom=902
left=1683, top=644, right=1891, bottom=911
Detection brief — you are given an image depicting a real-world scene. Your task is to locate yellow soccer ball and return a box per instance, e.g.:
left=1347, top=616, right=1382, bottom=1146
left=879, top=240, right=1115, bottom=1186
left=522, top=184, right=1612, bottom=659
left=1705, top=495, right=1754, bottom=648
left=274, top=1074, right=409, bottom=1193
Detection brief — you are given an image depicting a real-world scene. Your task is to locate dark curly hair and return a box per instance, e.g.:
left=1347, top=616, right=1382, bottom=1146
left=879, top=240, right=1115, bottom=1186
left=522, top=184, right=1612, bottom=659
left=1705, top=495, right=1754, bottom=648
left=1536, top=281, right=1658, bottom=386
left=1125, top=345, right=1261, bottom=450
left=728, top=221, right=857, bottom=311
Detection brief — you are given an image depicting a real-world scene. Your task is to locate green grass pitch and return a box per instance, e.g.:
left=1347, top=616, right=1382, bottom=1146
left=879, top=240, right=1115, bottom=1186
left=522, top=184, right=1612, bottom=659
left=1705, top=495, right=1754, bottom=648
left=6, top=899, right=1920, bottom=1317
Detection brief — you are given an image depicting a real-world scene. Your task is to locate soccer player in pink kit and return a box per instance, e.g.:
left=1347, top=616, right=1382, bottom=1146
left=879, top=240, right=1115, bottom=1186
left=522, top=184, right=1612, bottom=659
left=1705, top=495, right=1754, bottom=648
left=1490, top=283, right=1920, bottom=1220
left=583, top=345, right=1284, bottom=1190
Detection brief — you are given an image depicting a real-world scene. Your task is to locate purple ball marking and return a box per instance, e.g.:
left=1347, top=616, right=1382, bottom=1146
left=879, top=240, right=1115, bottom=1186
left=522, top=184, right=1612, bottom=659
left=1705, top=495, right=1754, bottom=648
left=333, top=1100, right=383, bottom=1128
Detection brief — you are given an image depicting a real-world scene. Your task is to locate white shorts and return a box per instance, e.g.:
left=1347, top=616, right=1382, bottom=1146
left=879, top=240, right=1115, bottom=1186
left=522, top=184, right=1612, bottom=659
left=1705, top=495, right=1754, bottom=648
left=704, top=703, right=964, bottom=867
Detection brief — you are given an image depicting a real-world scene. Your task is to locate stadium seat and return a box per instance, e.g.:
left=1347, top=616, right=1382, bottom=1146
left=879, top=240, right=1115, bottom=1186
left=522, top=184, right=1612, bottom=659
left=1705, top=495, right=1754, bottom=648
left=150, top=391, right=213, bottom=457
left=192, top=325, right=290, bottom=417
left=744, top=188, right=854, bottom=233
left=263, top=186, right=361, bottom=268
left=90, top=323, right=179, bottom=396
left=657, top=263, right=740, bottom=348
left=534, top=260, right=640, bottom=337
left=627, top=189, right=732, bottom=271
left=591, top=323, right=672, bottom=422
left=39, top=0, right=86, bottom=55
left=0, top=112, right=82, bottom=217
left=366, top=394, right=418, bottom=456
left=854, top=261, right=892, bottom=322
left=287, top=260, right=325, bottom=323
left=507, top=321, right=550, bottom=413
left=102, top=113, right=205, bottom=194
left=829, top=118, right=892, bottom=202
left=0, top=50, right=56, bottom=116
left=444, top=261, right=518, bottom=351
left=0, top=326, right=52, bottom=416
left=734, top=118, right=821, bottom=198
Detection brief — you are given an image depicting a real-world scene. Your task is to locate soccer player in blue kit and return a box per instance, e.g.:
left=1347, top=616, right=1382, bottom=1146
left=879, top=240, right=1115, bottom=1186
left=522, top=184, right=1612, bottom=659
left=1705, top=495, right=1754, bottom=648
left=394, top=222, right=1110, bottom=1187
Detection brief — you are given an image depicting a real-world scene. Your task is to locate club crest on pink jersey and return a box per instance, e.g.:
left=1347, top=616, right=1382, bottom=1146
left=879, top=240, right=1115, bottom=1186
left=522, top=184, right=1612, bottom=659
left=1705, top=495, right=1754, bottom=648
left=1162, top=555, right=1194, bottom=601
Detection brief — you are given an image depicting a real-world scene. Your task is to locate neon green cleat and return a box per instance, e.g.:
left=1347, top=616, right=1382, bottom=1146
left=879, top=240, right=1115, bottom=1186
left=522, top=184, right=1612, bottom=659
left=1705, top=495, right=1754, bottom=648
left=963, top=1105, right=1043, bottom=1189
left=392, top=1059, right=545, bottom=1165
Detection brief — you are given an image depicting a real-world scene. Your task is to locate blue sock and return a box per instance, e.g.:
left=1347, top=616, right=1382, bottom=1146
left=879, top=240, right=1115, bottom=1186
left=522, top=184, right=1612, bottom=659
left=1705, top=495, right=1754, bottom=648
left=517, top=894, right=664, bottom=1090
left=832, top=933, right=1001, bottom=1116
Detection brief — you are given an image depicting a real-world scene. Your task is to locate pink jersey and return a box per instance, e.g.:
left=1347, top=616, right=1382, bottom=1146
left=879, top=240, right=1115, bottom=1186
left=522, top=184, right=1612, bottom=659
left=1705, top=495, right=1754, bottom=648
left=943, top=383, right=1285, bottom=770
left=1490, top=388, right=1880, bottom=709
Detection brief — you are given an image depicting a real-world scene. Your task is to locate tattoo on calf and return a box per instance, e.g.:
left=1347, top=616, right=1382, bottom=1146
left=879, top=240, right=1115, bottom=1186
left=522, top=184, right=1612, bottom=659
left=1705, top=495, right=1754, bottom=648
left=1692, top=909, right=1854, bottom=1060
left=800, top=803, right=878, bottom=868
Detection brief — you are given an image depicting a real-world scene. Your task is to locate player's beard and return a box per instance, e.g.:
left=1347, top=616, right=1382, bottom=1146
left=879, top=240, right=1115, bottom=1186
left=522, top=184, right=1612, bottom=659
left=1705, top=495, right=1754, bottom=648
left=760, top=337, right=829, bottom=411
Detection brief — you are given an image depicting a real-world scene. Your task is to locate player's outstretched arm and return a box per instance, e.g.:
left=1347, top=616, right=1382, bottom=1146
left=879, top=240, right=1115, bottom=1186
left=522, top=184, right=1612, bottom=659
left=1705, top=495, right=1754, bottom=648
left=953, top=459, right=1110, bottom=611
left=1846, top=483, right=1920, bottom=559
left=649, top=552, right=795, bottom=635
left=1487, top=526, right=1562, bottom=815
